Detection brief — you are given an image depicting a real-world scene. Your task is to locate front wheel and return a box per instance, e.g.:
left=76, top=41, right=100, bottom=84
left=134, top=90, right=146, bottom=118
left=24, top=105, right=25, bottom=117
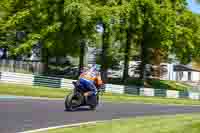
left=88, top=95, right=99, bottom=111
left=89, top=104, right=97, bottom=110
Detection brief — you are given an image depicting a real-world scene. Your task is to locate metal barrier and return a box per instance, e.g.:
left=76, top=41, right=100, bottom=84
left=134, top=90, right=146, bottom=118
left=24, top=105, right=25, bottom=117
left=154, top=89, right=166, bottom=97
left=33, top=75, right=61, bottom=88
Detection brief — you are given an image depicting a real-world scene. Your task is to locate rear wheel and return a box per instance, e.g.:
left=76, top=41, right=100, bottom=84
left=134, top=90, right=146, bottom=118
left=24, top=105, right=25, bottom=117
left=65, top=92, right=82, bottom=111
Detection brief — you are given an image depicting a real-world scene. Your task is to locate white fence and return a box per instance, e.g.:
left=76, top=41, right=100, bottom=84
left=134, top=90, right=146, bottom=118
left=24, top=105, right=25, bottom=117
left=0, top=72, right=34, bottom=85
left=0, top=59, right=43, bottom=74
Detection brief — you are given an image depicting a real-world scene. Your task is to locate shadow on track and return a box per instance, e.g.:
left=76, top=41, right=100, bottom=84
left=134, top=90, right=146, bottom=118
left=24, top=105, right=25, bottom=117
left=64, top=107, right=95, bottom=112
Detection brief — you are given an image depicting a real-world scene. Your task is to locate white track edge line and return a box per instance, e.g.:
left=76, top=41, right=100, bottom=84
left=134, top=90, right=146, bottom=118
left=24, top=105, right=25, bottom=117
left=17, top=120, right=109, bottom=133
left=0, top=95, right=63, bottom=101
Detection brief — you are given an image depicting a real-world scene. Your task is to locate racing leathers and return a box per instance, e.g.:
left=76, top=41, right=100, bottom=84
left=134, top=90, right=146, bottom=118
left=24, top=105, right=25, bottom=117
left=78, top=66, right=103, bottom=96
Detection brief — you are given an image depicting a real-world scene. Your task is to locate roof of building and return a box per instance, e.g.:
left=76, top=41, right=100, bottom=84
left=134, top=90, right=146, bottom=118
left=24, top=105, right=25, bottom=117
left=174, top=64, right=200, bottom=72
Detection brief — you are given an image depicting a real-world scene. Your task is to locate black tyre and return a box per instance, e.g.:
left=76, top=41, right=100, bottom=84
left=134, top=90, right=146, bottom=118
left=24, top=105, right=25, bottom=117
left=64, top=95, right=72, bottom=111
left=88, top=95, right=99, bottom=110
left=89, top=104, right=97, bottom=110
left=65, top=92, right=82, bottom=111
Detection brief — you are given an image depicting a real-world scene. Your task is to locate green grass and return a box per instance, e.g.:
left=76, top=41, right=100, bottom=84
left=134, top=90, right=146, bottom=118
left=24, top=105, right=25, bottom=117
left=0, top=83, right=200, bottom=105
left=102, top=93, right=200, bottom=105
left=37, top=114, right=200, bottom=133
left=0, top=83, right=67, bottom=98
left=148, top=80, right=192, bottom=91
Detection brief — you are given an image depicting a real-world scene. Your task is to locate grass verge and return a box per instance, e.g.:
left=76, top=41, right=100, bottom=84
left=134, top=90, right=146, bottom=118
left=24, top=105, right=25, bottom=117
left=0, top=83, right=200, bottom=105
left=0, top=83, right=67, bottom=98
left=37, top=114, right=200, bottom=133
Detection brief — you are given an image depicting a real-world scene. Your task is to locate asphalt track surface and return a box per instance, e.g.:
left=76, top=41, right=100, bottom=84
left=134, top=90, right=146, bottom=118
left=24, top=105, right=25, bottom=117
left=0, top=97, right=200, bottom=133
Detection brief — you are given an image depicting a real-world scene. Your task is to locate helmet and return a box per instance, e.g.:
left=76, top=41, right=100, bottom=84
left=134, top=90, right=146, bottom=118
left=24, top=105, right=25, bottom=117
left=95, top=64, right=101, bottom=71
left=91, top=64, right=101, bottom=71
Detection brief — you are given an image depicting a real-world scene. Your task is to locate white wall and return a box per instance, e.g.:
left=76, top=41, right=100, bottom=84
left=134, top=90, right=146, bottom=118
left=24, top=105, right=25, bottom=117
left=182, top=72, right=188, bottom=81
left=174, top=71, right=200, bottom=82
left=192, top=72, right=200, bottom=81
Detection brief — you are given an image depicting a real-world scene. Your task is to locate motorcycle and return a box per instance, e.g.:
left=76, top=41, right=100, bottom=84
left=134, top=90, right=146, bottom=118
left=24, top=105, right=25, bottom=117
left=65, top=81, right=105, bottom=111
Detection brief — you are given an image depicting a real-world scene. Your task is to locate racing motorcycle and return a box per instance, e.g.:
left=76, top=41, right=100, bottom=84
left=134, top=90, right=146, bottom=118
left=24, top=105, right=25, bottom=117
left=65, top=81, right=105, bottom=111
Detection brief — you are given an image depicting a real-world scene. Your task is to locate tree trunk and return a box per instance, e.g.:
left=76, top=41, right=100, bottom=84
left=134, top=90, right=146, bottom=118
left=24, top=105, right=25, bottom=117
left=123, top=28, right=131, bottom=82
left=153, top=48, right=162, bottom=79
left=55, top=56, right=59, bottom=70
left=78, top=40, right=85, bottom=76
left=42, top=47, right=49, bottom=74
left=139, top=4, right=148, bottom=86
left=100, top=23, right=110, bottom=83
left=139, top=39, right=147, bottom=80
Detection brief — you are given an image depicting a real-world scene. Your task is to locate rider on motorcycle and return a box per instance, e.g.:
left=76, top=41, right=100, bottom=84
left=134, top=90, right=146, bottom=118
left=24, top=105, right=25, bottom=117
left=78, top=64, right=103, bottom=97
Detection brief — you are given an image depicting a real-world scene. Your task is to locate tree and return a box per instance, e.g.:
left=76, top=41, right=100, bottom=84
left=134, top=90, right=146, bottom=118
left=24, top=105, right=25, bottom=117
left=1, top=0, right=199, bottom=82
left=64, top=1, right=96, bottom=76
left=176, top=12, right=200, bottom=64
left=1, top=0, right=95, bottom=75
left=127, top=0, right=175, bottom=81
left=92, top=1, right=130, bottom=82
left=0, top=0, right=65, bottom=71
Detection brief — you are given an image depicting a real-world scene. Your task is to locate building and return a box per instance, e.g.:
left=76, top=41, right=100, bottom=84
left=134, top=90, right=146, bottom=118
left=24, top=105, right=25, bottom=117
left=173, top=64, right=200, bottom=82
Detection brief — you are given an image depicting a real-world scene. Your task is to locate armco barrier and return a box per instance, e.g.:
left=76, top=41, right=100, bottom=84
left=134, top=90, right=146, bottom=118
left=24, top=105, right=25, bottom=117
left=105, top=84, right=124, bottom=94
left=166, top=90, right=179, bottom=99
left=0, top=71, right=200, bottom=100
left=140, top=88, right=155, bottom=97
left=124, top=86, right=140, bottom=95
left=179, top=91, right=189, bottom=99
left=33, top=75, right=61, bottom=88
left=154, top=89, right=166, bottom=97
left=189, top=92, right=200, bottom=100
